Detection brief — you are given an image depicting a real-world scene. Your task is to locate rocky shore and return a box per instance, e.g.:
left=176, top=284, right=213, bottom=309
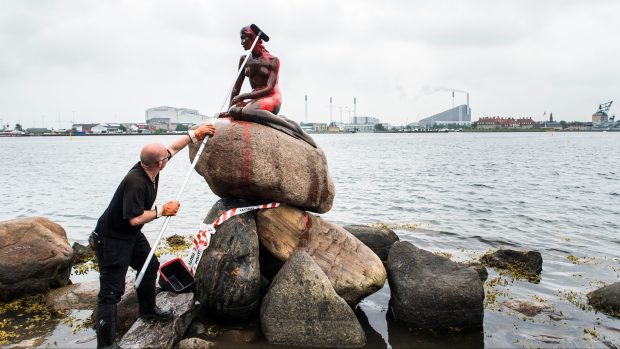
left=1, top=119, right=619, bottom=348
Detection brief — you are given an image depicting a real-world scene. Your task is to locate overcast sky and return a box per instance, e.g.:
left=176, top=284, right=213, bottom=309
left=1, top=0, right=618, bottom=128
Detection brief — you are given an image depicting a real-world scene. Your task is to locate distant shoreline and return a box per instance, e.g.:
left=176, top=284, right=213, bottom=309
left=2, top=129, right=618, bottom=138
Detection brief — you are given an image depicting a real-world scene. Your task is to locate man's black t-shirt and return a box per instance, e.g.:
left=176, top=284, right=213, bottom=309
left=95, top=162, right=159, bottom=239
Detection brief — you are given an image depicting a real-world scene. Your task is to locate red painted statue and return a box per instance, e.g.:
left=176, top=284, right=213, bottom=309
left=225, top=25, right=317, bottom=148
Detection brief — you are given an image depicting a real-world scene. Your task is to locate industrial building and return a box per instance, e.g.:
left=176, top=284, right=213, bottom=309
left=145, top=106, right=210, bottom=130
left=418, top=104, right=471, bottom=128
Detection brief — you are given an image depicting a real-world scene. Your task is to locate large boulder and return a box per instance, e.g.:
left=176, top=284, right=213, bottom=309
left=480, top=249, right=543, bottom=278
left=387, top=242, right=484, bottom=329
left=119, top=291, right=195, bottom=349
left=587, top=282, right=620, bottom=317
left=342, top=224, right=399, bottom=261
left=194, top=198, right=261, bottom=320
left=188, top=118, right=335, bottom=213
left=0, top=217, right=73, bottom=301
left=261, top=250, right=366, bottom=348
left=256, top=206, right=386, bottom=305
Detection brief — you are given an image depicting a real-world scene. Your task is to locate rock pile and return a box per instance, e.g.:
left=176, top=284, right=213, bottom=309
left=188, top=119, right=386, bottom=347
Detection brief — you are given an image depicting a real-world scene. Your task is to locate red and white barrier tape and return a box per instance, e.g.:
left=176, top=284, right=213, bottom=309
left=187, top=202, right=281, bottom=274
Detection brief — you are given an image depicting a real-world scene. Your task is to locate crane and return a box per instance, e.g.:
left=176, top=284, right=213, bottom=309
left=596, top=101, right=613, bottom=115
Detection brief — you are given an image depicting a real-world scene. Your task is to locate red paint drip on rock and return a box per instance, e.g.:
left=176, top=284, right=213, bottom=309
left=241, top=121, right=252, bottom=185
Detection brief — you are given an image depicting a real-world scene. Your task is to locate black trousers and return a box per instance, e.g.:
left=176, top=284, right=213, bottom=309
left=93, top=232, right=160, bottom=305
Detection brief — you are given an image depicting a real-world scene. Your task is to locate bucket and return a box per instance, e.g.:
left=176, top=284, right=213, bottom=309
left=158, top=258, right=195, bottom=293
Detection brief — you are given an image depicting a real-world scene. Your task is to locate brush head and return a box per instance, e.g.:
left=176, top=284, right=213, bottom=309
left=250, top=24, right=270, bottom=42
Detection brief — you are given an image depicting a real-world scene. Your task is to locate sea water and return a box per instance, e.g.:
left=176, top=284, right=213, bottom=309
left=1, top=132, right=619, bottom=348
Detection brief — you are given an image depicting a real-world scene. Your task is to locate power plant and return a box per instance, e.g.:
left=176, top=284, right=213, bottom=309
left=418, top=90, right=471, bottom=128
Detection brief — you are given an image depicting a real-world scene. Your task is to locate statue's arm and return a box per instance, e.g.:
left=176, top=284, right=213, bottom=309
left=230, top=55, right=247, bottom=107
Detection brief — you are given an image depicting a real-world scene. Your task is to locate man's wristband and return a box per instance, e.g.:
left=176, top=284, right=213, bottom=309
left=155, top=205, right=163, bottom=218
left=187, top=130, right=198, bottom=143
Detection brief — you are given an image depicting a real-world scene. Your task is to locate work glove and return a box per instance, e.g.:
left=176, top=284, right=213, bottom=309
left=156, top=201, right=180, bottom=218
left=188, top=123, right=215, bottom=142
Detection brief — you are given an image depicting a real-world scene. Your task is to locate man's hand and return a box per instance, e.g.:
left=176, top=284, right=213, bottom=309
left=192, top=123, right=216, bottom=142
left=162, top=201, right=180, bottom=216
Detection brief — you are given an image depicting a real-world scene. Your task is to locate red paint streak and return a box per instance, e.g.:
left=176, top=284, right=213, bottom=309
left=241, top=121, right=252, bottom=185
left=258, top=87, right=282, bottom=113
left=298, top=213, right=313, bottom=247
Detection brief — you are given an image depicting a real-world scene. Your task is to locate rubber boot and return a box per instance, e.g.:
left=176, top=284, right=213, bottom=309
left=137, top=278, right=173, bottom=322
left=96, top=303, right=122, bottom=349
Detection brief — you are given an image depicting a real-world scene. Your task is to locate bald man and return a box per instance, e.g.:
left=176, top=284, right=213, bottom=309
left=92, top=123, right=215, bottom=349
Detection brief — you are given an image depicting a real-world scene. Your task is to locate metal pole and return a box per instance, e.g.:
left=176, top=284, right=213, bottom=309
left=135, top=31, right=264, bottom=289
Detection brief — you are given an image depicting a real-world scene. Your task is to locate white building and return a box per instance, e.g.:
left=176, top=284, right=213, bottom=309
left=92, top=123, right=121, bottom=134
left=340, top=123, right=390, bottom=133
left=145, top=106, right=210, bottom=125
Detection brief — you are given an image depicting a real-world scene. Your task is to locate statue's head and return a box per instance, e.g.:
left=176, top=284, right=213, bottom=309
left=240, top=24, right=270, bottom=50
left=240, top=26, right=257, bottom=50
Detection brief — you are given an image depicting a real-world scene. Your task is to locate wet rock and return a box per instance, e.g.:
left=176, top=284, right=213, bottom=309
left=0, top=217, right=73, bottom=301
left=187, top=322, right=206, bottom=336
left=218, top=327, right=260, bottom=344
left=502, top=298, right=552, bottom=317
left=194, top=198, right=261, bottom=320
left=461, top=261, right=488, bottom=282
left=480, top=249, right=542, bottom=276
left=174, top=338, right=215, bottom=349
left=189, top=118, right=335, bottom=213
left=387, top=241, right=484, bottom=329
left=548, top=311, right=572, bottom=321
left=119, top=291, right=194, bottom=349
left=342, top=224, right=399, bottom=261
left=587, top=282, right=620, bottom=317
left=260, top=250, right=366, bottom=348
left=46, top=278, right=100, bottom=310
left=46, top=276, right=139, bottom=334
left=72, top=242, right=95, bottom=264
left=45, top=277, right=137, bottom=312
left=257, top=206, right=387, bottom=305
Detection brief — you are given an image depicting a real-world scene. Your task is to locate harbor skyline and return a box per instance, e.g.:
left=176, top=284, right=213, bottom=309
left=1, top=1, right=619, bottom=128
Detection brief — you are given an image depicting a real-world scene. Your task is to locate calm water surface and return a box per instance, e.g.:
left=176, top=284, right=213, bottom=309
left=1, top=132, right=619, bottom=348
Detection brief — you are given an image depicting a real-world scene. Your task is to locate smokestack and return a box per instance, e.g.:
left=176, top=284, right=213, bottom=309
left=354, top=97, right=357, bottom=119
left=304, top=95, right=308, bottom=122
left=467, top=92, right=470, bottom=118
left=330, top=97, right=333, bottom=123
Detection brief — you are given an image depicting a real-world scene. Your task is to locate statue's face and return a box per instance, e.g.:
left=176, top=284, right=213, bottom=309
left=240, top=28, right=255, bottom=50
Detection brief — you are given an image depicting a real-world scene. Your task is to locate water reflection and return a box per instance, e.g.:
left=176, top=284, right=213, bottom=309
left=386, top=307, right=484, bottom=349
left=354, top=305, right=387, bottom=349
